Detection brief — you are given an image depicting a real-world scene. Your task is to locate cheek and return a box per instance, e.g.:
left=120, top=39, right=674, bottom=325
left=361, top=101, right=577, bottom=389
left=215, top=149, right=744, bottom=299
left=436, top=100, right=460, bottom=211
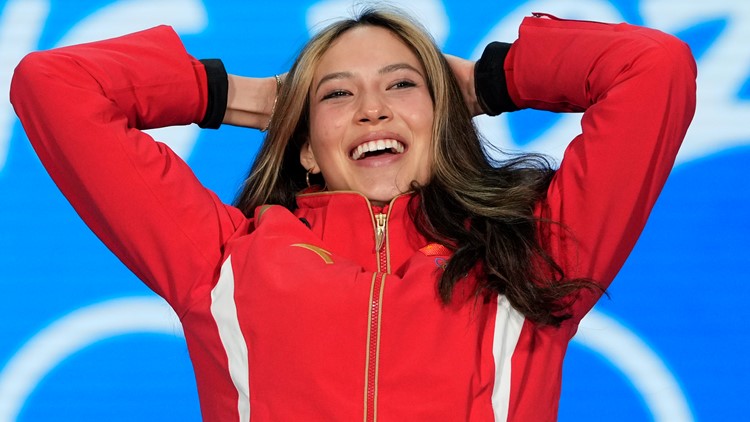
left=308, top=108, right=326, bottom=140
left=408, top=97, right=434, bottom=131
left=407, top=104, right=435, bottom=144
left=310, top=108, right=347, bottom=144
left=308, top=112, right=349, bottom=172
left=411, top=103, right=435, bottom=175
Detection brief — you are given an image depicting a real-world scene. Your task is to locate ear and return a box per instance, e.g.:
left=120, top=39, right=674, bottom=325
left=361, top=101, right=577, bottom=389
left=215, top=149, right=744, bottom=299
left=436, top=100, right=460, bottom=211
left=299, top=140, right=320, bottom=174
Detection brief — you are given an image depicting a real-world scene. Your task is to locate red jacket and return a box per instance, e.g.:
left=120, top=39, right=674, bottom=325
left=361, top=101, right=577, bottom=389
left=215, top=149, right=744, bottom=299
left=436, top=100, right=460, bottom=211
left=10, top=14, right=696, bottom=422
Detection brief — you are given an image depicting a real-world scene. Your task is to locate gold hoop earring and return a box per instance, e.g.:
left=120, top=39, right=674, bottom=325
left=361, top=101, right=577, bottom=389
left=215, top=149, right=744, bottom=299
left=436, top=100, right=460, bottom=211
left=305, top=168, right=326, bottom=191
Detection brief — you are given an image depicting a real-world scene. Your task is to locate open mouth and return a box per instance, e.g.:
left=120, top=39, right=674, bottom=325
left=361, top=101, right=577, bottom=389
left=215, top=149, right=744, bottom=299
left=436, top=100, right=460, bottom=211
left=350, top=139, right=406, bottom=160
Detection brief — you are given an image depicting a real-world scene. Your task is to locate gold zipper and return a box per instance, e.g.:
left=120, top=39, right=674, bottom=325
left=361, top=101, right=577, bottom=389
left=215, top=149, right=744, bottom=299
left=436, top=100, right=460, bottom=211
left=374, top=213, right=387, bottom=252
left=365, top=209, right=390, bottom=421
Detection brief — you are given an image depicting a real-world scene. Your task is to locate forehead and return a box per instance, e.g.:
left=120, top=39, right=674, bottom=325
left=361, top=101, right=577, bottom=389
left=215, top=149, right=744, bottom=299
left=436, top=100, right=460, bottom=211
left=314, top=25, right=422, bottom=77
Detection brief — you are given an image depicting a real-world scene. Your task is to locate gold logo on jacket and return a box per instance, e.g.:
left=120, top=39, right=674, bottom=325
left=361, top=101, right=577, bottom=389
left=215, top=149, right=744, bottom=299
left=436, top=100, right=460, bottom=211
left=290, top=243, right=334, bottom=264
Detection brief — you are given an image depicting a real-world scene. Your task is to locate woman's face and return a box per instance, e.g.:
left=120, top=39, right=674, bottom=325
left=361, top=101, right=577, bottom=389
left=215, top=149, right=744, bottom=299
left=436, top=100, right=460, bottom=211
left=302, top=25, right=434, bottom=205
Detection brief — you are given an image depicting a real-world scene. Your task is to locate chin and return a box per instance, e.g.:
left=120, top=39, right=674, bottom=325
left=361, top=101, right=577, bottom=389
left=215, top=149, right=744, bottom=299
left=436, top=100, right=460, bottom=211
left=363, top=188, right=402, bottom=205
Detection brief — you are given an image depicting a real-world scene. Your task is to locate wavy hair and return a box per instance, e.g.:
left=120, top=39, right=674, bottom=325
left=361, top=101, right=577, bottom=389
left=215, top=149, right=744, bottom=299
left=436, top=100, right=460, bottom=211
left=234, top=7, right=596, bottom=326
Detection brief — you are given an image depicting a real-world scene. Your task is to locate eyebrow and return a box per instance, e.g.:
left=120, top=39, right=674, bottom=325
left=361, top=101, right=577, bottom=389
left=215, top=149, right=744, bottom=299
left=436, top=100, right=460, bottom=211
left=378, top=62, right=422, bottom=76
left=315, top=71, right=353, bottom=93
left=314, top=62, right=423, bottom=94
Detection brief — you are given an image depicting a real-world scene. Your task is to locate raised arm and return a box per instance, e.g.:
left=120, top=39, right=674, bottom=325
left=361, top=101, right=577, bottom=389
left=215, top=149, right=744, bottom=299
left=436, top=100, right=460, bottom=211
left=10, top=26, right=248, bottom=313
left=485, top=14, right=697, bottom=321
left=223, top=74, right=279, bottom=129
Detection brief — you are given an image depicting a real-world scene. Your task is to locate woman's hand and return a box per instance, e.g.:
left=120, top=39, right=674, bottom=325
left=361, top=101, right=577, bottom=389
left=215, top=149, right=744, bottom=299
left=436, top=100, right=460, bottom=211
left=444, top=54, right=483, bottom=117
left=223, top=74, right=279, bottom=129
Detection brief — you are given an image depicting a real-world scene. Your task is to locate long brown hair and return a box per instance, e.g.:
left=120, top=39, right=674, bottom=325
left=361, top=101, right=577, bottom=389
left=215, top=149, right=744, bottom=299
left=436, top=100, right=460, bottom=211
left=234, top=7, right=595, bottom=326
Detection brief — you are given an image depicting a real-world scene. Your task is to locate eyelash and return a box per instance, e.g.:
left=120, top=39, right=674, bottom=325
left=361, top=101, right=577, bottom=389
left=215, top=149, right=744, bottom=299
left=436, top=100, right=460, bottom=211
left=320, top=80, right=417, bottom=101
left=321, top=90, right=350, bottom=100
left=391, top=80, right=416, bottom=89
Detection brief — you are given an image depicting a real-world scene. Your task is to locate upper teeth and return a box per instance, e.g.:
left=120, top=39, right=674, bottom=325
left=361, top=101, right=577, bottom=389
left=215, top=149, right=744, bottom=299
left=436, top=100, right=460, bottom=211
left=351, top=139, right=405, bottom=160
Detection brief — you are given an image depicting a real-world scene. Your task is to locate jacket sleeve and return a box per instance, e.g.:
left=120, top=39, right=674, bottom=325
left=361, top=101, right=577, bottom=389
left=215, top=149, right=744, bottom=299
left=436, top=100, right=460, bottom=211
left=504, top=15, right=697, bottom=321
left=10, top=25, right=248, bottom=314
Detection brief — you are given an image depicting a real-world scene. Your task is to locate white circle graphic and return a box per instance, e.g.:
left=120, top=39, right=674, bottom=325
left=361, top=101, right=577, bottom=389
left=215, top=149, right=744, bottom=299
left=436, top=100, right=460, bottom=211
left=0, top=297, right=183, bottom=422
left=574, top=311, right=695, bottom=421
left=0, top=297, right=694, bottom=422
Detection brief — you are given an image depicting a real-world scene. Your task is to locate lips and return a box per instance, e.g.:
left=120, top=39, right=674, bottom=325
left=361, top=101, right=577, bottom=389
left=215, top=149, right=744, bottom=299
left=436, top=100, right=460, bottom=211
left=350, top=139, right=406, bottom=160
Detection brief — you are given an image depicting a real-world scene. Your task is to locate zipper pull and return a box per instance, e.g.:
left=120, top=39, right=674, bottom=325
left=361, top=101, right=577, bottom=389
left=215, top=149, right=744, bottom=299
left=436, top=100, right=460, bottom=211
left=374, top=213, right=387, bottom=251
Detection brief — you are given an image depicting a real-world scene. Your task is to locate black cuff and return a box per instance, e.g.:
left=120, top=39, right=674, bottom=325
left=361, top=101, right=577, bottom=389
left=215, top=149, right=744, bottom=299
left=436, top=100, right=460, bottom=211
left=474, top=42, right=518, bottom=116
left=199, top=59, right=228, bottom=129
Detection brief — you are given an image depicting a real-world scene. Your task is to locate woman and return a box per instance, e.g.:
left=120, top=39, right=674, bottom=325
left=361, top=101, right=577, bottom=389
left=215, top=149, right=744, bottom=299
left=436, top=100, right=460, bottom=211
left=10, top=7, right=696, bottom=422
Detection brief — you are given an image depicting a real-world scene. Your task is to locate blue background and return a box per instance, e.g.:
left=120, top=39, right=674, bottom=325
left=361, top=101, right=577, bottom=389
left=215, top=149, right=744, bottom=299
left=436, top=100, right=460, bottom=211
left=1, top=0, right=748, bottom=420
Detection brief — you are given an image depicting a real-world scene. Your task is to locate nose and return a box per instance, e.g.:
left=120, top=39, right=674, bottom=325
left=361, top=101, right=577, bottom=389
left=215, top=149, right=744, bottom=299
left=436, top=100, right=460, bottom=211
left=356, top=92, right=392, bottom=124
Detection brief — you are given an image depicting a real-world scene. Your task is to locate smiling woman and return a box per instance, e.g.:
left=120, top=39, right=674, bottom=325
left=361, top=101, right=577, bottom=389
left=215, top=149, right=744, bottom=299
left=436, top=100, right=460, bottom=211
left=235, top=10, right=448, bottom=209
left=10, top=5, right=696, bottom=422
left=235, top=9, right=589, bottom=327
left=302, top=25, right=434, bottom=203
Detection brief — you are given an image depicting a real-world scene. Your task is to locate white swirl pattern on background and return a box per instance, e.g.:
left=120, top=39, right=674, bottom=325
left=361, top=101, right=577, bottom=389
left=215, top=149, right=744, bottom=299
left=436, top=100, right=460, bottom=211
left=5, top=0, right=746, bottom=419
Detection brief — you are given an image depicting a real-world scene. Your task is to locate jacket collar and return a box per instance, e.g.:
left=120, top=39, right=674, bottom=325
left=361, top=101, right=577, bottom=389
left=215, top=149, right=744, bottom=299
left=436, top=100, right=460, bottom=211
left=293, top=191, right=424, bottom=273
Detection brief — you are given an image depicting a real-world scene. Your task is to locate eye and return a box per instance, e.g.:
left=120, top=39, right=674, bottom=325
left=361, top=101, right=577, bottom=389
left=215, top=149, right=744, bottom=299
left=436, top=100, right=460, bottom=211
left=390, top=80, right=417, bottom=90
left=321, top=90, right=351, bottom=101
